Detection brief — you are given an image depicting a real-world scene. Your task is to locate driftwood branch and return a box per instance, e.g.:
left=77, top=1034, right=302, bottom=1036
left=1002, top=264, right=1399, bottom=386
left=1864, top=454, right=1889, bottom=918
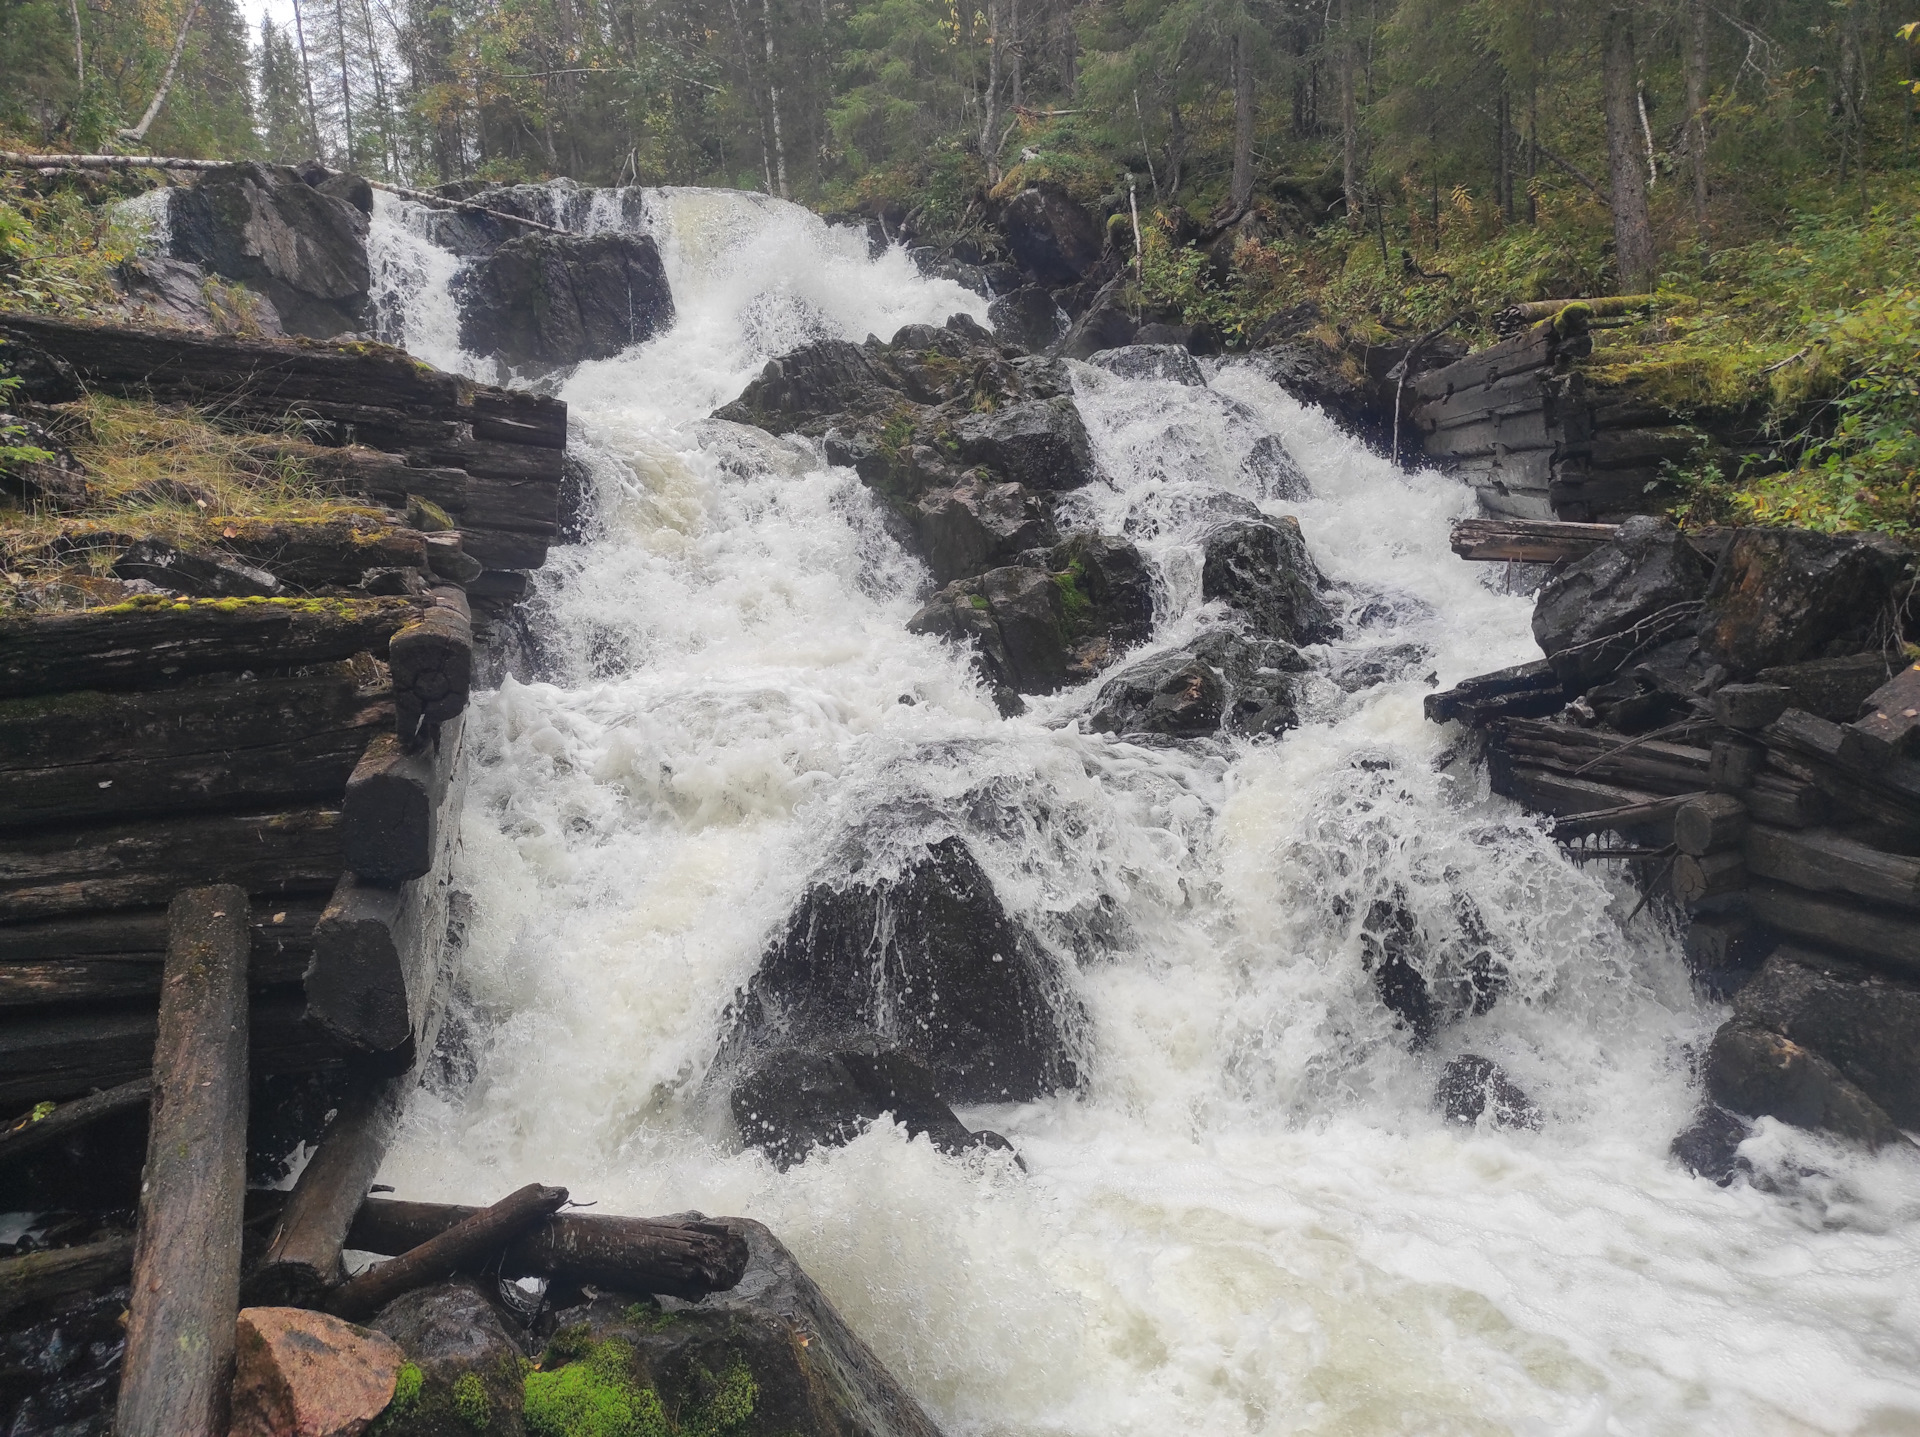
left=0, top=1077, right=150, bottom=1168
left=328, top=1182, right=568, bottom=1321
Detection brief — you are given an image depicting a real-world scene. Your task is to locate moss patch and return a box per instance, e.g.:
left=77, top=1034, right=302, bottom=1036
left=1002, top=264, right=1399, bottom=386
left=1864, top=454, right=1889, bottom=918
left=524, top=1334, right=760, bottom=1437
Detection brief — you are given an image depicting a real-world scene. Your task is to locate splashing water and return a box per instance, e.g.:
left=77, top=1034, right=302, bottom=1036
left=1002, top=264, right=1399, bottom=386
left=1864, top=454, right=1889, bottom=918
left=370, top=187, right=1920, bottom=1437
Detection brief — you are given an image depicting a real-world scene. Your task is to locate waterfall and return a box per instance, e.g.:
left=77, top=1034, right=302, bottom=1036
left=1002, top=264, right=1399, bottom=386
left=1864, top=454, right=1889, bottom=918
left=366, top=187, right=1920, bottom=1436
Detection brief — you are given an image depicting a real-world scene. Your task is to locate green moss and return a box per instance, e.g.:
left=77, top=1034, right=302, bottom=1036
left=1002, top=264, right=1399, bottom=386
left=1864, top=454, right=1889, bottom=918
left=685, top=1362, right=757, bottom=1437
left=452, top=1372, right=492, bottom=1430
left=367, top=1362, right=424, bottom=1435
left=523, top=1340, right=668, bottom=1437
left=968, top=593, right=989, bottom=611
left=1052, top=559, right=1093, bottom=629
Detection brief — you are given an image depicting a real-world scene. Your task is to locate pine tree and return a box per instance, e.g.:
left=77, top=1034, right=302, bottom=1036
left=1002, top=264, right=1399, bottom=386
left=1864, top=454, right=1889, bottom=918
left=259, top=16, right=321, bottom=160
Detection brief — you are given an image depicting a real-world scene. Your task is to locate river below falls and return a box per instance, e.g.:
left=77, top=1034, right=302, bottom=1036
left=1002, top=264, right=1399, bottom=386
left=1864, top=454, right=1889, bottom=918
left=363, top=184, right=1920, bottom=1437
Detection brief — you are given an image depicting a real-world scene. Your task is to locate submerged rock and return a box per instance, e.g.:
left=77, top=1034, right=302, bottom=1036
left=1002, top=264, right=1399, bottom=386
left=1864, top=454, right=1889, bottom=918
left=166, top=162, right=371, bottom=338
left=1696, top=528, right=1912, bottom=676
left=731, top=1043, right=1015, bottom=1170
left=1088, top=344, right=1205, bottom=387
left=1705, top=1019, right=1907, bottom=1150
left=1670, top=1103, right=1754, bottom=1184
left=371, top=1280, right=528, bottom=1436
left=458, top=231, right=674, bottom=369
left=532, top=1220, right=944, bottom=1437
left=723, top=837, right=1078, bottom=1103
left=1436, top=1055, right=1540, bottom=1130
left=1088, top=628, right=1308, bottom=739
left=1532, top=516, right=1713, bottom=690
left=1200, top=517, right=1338, bottom=645
left=1234, top=434, right=1311, bottom=502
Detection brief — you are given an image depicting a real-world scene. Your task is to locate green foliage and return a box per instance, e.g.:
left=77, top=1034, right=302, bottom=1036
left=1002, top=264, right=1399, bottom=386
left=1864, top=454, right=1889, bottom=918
left=0, top=377, right=55, bottom=474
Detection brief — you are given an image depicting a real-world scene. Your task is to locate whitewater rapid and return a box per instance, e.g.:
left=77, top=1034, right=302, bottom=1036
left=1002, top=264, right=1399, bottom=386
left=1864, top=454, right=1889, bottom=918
left=366, top=186, right=1920, bottom=1436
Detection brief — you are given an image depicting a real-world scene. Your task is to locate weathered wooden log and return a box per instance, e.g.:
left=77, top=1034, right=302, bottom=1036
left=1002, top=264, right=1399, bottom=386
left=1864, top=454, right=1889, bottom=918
left=346, top=1199, right=752, bottom=1299
left=0, top=993, right=343, bottom=1107
left=116, top=886, right=250, bottom=1437
left=0, top=1076, right=150, bottom=1168
left=0, top=1235, right=135, bottom=1323
left=1743, top=771, right=1828, bottom=829
left=0, top=595, right=419, bottom=698
left=1425, top=659, right=1565, bottom=725
left=1843, top=662, right=1920, bottom=766
left=1549, top=792, right=1695, bottom=840
left=1492, top=296, right=1653, bottom=329
left=0, top=808, right=342, bottom=922
left=1675, top=795, right=1749, bottom=856
left=243, top=1075, right=407, bottom=1307
left=1496, top=722, right=1712, bottom=795
left=1673, top=852, right=1745, bottom=905
left=1708, top=739, right=1763, bottom=792
left=1745, top=884, right=1920, bottom=978
left=343, top=714, right=463, bottom=883
left=1410, top=318, right=1580, bottom=405
left=1448, top=517, right=1619, bottom=563
left=1711, top=684, right=1791, bottom=732
left=1759, top=653, right=1903, bottom=724
left=1490, top=758, right=1668, bottom=823
left=1760, top=710, right=1920, bottom=829
left=328, top=1182, right=569, bottom=1321
left=0, top=900, right=321, bottom=1007
left=1683, top=911, right=1766, bottom=973
left=0, top=682, right=391, bottom=832
left=388, top=586, right=472, bottom=740
left=1742, top=825, right=1920, bottom=911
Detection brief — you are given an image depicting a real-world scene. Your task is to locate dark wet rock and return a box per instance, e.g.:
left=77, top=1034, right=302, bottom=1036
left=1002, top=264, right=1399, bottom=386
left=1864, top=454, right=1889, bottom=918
left=1327, top=642, right=1432, bottom=692
left=0, top=332, right=82, bottom=404
left=731, top=1043, right=1015, bottom=1170
left=1235, top=434, right=1310, bottom=501
left=1705, top=1019, right=1908, bottom=1149
left=112, top=255, right=286, bottom=336
left=1732, top=946, right=1920, bottom=1128
left=999, top=184, right=1102, bottom=285
left=1756, top=652, right=1904, bottom=722
left=1133, top=321, right=1223, bottom=355
left=166, top=162, right=371, bottom=338
left=1057, top=298, right=1137, bottom=360
left=914, top=474, right=1057, bottom=585
left=988, top=285, right=1064, bottom=353
left=1436, top=1054, right=1540, bottom=1129
left=0, top=410, right=91, bottom=510
left=1671, top=1103, right=1754, bottom=1184
left=724, top=837, right=1078, bottom=1103
left=720, top=338, right=898, bottom=433
left=1357, top=887, right=1507, bottom=1043
left=1089, top=344, right=1204, bottom=387
left=1697, top=528, right=1913, bottom=676
left=458, top=231, right=674, bottom=369
left=951, top=396, right=1096, bottom=492
left=1200, top=517, right=1337, bottom=645
left=1532, top=516, right=1712, bottom=690
left=1088, top=628, right=1307, bottom=739
left=535, top=1220, right=944, bottom=1437
left=370, top=1279, right=527, bottom=1436
left=1121, top=487, right=1264, bottom=542
left=0, top=1284, right=128, bottom=1435
left=907, top=245, right=990, bottom=296
left=1243, top=340, right=1383, bottom=444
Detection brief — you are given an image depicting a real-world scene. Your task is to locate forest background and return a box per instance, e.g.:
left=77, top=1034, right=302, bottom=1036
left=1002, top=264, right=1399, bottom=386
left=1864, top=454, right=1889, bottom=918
left=1, top=0, right=1918, bottom=530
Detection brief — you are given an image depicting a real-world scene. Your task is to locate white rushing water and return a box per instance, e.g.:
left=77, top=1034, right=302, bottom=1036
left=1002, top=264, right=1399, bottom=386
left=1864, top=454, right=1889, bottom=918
left=367, top=186, right=1920, bottom=1437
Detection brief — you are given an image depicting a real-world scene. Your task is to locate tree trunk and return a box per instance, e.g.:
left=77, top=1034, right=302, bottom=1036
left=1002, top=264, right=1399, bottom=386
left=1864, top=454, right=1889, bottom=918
left=292, top=0, right=325, bottom=159
left=979, top=0, right=1001, bottom=182
left=1229, top=30, right=1255, bottom=214
left=761, top=0, right=789, bottom=198
left=1686, top=0, right=1710, bottom=235
left=1008, top=0, right=1022, bottom=111
left=68, top=0, right=83, bottom=91
left=353, top=0, right=396, bottom=177
left=1339, top=0, right=1360, bottom=226
left=1602, top=6, right=1656, bottom=293
left=119, top=0, right=201, bottom=144
left=331, top=0, right=356, bottom=169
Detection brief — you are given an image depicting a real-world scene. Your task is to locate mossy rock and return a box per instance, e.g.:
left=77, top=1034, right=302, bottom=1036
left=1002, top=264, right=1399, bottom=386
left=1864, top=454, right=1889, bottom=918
left=371, top=1280, right=530, bottom=1437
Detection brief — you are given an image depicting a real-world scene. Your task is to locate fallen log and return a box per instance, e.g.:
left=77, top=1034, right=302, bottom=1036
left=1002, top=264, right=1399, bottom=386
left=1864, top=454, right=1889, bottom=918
left=1425, top=659, right=1566, bottom=725
left=1489, top=757, right=1669, bottom=824
left=1448, top=517, right=1619, bottom=563
left=1843, top=662, right=1920, bottom=766
left=1673, top=851, right=1745, bottom=905
left=0, top=595, right=419, bottom=698
left=1675, top=795, right=1749, bottom=856
left=1744, top=771, right=1828, bottom=829
left=1760, top=711, right=1920, bottom=830
left=0, top=1235, right=135, bottom=1323
left=1745, top=884, right=1920, bottom=978
left=388, top=586, right=472, bottom=741
left=1549, top=792, right=1695, bottom=840
left=0, top=1076, right=150, bottom=1168
left=0, top=808, right=342, bottom=922
left=1492, top=296, right=1654, bottom=329
left=346, top=1199, right=751, bottom=1299
left=1759, top=654, right=1903, bottom=724
left=1742, top=824, right=1920, bottom=912
left=328, top=1182, right=569, bottom=1321
left=243, top=1074, right=408, bottom=1308
left=344, top=717, right=463, bottom=884
left=1496, top=721, right=1712, bottom=795
left=117, top=886, right=250, bottom=1437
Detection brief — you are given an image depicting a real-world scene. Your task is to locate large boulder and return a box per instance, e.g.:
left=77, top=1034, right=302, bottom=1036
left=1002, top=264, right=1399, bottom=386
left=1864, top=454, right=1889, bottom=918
left=1088, top=628, right=1307, bottom=739
left=113, top=255, right=285, bottom=336
left=370, top=1280, right=528, bottom=1436
left=231, top=1306, right=403, bottom=1437
left=987, top=285, right=1064, bottom=353
left=951, top=396, right=1097, bottom=492
left=1057, top=298, right=1138, bottom=360
left=1088, top=344, right=1205, bottom=387
left=1696, top=529, right=1913, bottom=676
left=167, top=163, right=371, bottom=338
left=731, top=1043, right=1013, bottom=1170
left=909, top=535, right=1152, bottom=695
left=1729, top=947, right=1920, bottom=1128
left=913, top=475, right=1056, bottom=585
left=999, top=184, right=1103, bottom=286
left=1705, top=1019, right=1906, bottom=1149
left=714, top=338, right=899, bottom=433
left=1200, top=517, right=1337, bottom=645
left=1531, top=516, right=1712, bottom=690
left=458, top=231, right=675, bottom=369
left=723, top=837, right=1078, bottom=1103
left=530, top=1221, right=944, bottom=1437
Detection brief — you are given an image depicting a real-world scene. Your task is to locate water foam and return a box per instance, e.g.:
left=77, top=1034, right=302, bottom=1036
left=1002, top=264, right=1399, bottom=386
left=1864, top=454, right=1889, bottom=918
left=369, top=187, right=1920, bottom=1437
